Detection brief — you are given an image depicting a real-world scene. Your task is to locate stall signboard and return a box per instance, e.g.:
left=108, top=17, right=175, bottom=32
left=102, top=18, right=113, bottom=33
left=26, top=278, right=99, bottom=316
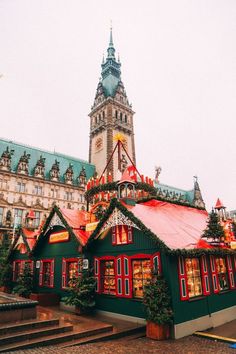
left=49, top=231, right=69, bottom=244
left=86, top=222, right=98, bottom=232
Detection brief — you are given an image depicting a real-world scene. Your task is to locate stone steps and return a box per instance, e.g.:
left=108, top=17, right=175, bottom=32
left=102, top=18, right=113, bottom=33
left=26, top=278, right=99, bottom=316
left=58, top=324, right=146, bottom=348
left=0, top=322, right=113, bottom=352
left=0, top=318, right=60, bottom=336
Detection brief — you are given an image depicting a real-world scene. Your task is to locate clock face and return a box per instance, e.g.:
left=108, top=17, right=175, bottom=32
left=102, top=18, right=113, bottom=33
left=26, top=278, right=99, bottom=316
left=95, top=137, right=103, bottom=151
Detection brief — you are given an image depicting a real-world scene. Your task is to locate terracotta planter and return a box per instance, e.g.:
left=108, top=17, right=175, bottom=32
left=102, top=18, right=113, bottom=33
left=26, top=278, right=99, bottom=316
left=146, top=321, right=170, bottom=340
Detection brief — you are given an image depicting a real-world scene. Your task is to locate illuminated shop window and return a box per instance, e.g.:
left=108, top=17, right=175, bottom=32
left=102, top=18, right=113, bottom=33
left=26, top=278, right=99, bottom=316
left=185, top=258, right=203, bottom=298
left=62, top=258, right=82, bottom=288
left=112, top=225, right=133, bottom=245
left=101, top=260, right=116, bottom=295
left=215, top=257, right=229, bottom=291
left=132, top=259, right=151, bottom=298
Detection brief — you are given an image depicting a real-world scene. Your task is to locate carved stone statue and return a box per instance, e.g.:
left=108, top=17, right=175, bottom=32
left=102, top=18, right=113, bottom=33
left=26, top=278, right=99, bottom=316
left=34, top=155, right=46, bottom=178
left=17, top=151, right=30, bottom=175
left=49, top=159, right=60, bottom=181
left=0, top=146, right=14, bottom=171
left=154, top=166, right=162, bottom=184
left=64, top=163, right=74, bottom=184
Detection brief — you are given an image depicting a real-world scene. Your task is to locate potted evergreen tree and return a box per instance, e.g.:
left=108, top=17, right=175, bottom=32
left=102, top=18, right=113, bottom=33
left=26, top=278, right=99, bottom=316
left=12, top=263, right=33, bottom=298
left=143, top=274, right=173, bottom=340
left=62, top=269, right=96, bottom=314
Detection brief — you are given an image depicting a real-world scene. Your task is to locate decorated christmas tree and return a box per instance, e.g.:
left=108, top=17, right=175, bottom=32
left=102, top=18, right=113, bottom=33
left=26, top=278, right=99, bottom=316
left=202, top=210, right=225, bottom=244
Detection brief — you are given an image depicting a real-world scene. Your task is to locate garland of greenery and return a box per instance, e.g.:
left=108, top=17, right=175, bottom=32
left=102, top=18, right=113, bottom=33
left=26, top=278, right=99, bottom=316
left=137, top=196, right=206, bottom=210
left=86, top=198, right=169, bottom=252
left=168, top=248, right=236, bottom=257
left=85, top=182, right=157, bottom=202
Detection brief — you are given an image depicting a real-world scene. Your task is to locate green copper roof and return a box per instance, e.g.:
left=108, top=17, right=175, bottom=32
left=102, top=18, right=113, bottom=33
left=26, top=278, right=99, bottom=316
left=155, top=182, right=195, bottom=204
left=101, top=28, right=121, bottom=97
left=0, top=138, right=95, bottom=184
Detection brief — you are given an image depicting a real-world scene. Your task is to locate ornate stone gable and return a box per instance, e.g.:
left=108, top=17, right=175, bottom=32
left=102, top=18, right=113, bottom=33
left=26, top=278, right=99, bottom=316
left=17, top=151, right=30, bottom=175
left=99, top=207, right=139, bottom=236
left=0, top=146, right=14, bottom=171
left=32, top=198, right=45, bottom=210
left=34, top=155, right=45, bottom=178
left=64, top=163, right=74, bottom=184
left=49, top=159, right=60, bottom=182
left=15, top=196, right=28, bottom=208
left=78, top=167, right=87, bottom=187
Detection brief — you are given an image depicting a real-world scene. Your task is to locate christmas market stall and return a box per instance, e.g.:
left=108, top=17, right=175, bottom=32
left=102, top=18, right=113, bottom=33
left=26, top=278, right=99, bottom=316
left=85, top=184, right=236, bottom=339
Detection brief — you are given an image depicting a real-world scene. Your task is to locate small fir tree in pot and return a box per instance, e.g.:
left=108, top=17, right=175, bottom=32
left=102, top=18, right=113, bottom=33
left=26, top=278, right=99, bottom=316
left=143, top=274, right=173, bottom=340
left=62, top=269, right=96, bottom=314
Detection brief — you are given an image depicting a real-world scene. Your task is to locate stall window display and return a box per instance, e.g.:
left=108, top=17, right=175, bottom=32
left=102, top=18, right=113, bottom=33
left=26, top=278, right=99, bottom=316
left=132, top=259, right=151, bottom=298
left=185, top=258, right=203, bottom=298
left=39, top=259, right=54, bottom=288
left=94, top=253, right=160, bottom=298
left=215, top=257, right=229, bottom=291
left=101, top=260, right=116, bottom=295
left=62, top=258, right=82, bottom=288
left=13, top=260, right=33, bottom=281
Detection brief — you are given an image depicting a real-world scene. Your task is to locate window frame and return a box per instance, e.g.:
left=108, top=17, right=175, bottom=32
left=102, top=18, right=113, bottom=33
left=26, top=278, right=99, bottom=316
left=111, top=225, right=133, bottom=246
left=39, top=259, right=54, bottom=288
left=61, top=257, right=82, bottom=289
left=13, top=260, right=33, bottom=282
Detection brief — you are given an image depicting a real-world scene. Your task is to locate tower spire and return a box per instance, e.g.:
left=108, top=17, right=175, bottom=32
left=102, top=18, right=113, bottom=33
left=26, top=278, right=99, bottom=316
left=107, top=24, right=115, bottom=59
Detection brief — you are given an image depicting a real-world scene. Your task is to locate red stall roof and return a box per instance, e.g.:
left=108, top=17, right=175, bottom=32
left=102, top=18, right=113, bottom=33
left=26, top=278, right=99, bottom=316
left=126, top=200, right=208, bottom=249
left=60, top=208, right=90, bottom=246
left=22, top=228, right=39, bottom=250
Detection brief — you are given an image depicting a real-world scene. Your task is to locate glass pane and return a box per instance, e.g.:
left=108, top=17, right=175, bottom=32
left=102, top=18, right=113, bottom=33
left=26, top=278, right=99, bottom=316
left=132, top=259, right=151, bottom=298
left=185, top=258, right=203, bottom=298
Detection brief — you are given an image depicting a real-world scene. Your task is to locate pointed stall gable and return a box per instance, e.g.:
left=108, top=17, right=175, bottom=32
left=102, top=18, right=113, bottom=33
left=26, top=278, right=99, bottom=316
left=98, top=207, right=139, bottom=237
left=31, top=206, right=90, bottom=255
left=87, top=198, right=169, bottom=251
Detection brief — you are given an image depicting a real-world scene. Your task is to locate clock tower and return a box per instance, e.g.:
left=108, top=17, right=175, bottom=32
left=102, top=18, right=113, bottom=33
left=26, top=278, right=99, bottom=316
left=89, top=28, right=136, bottom=181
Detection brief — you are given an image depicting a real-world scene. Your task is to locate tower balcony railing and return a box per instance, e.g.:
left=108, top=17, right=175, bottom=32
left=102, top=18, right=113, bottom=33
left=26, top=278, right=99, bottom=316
left=114, top=119, right=132, bottom=132
left=90, top=120, right=106, bottom=134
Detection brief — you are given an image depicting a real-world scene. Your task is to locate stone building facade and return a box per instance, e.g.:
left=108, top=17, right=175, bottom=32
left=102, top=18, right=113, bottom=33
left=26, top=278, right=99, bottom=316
left=0, top=139, right=95, bottom=239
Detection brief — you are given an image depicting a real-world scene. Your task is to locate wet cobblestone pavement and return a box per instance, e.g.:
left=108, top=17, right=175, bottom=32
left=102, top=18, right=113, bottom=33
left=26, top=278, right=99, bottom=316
left=4, top=335, right=235, bottom=354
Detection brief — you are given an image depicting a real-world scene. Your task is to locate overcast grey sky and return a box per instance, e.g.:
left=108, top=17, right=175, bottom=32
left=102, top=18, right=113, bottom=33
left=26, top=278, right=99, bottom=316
left=0, top=0, right=235, bottom=211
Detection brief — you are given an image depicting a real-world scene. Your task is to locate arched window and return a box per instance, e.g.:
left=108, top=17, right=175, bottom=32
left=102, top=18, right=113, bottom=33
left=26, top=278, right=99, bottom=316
left=120, top=113, right=123, bottom=121
left=115, top=110, right=118, bottom=119
left=124, top=115, right=127, bottom=123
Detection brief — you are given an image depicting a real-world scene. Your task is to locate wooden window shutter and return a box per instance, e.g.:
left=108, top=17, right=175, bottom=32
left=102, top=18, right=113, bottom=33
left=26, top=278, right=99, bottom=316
left=127, top=226, right=133, bottom=243
left=201, top=256, right=210, bottom=295
left=13, top=261, right=16, bottom=281
left=116, top=257, right=123, bottom=296
left=210, top=256, right=219, bottom=293
left=123, top=257, right=132, bottom=298
left=62, top=258, right=66, bottom=288
left=30, top=261, right=34, bottom=274
left=178, top=256, right=189, bottom=300
left=50, top=260, right=54, bottom=288
left=94, top=258, right=100, bottom=293
left=39, top=260, right=43, bottom=286
left=226, top=255, right=235, bottom=289
left=112, top=227, right=116, bottom=245
left=151, top=253, right=161, bottom=275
